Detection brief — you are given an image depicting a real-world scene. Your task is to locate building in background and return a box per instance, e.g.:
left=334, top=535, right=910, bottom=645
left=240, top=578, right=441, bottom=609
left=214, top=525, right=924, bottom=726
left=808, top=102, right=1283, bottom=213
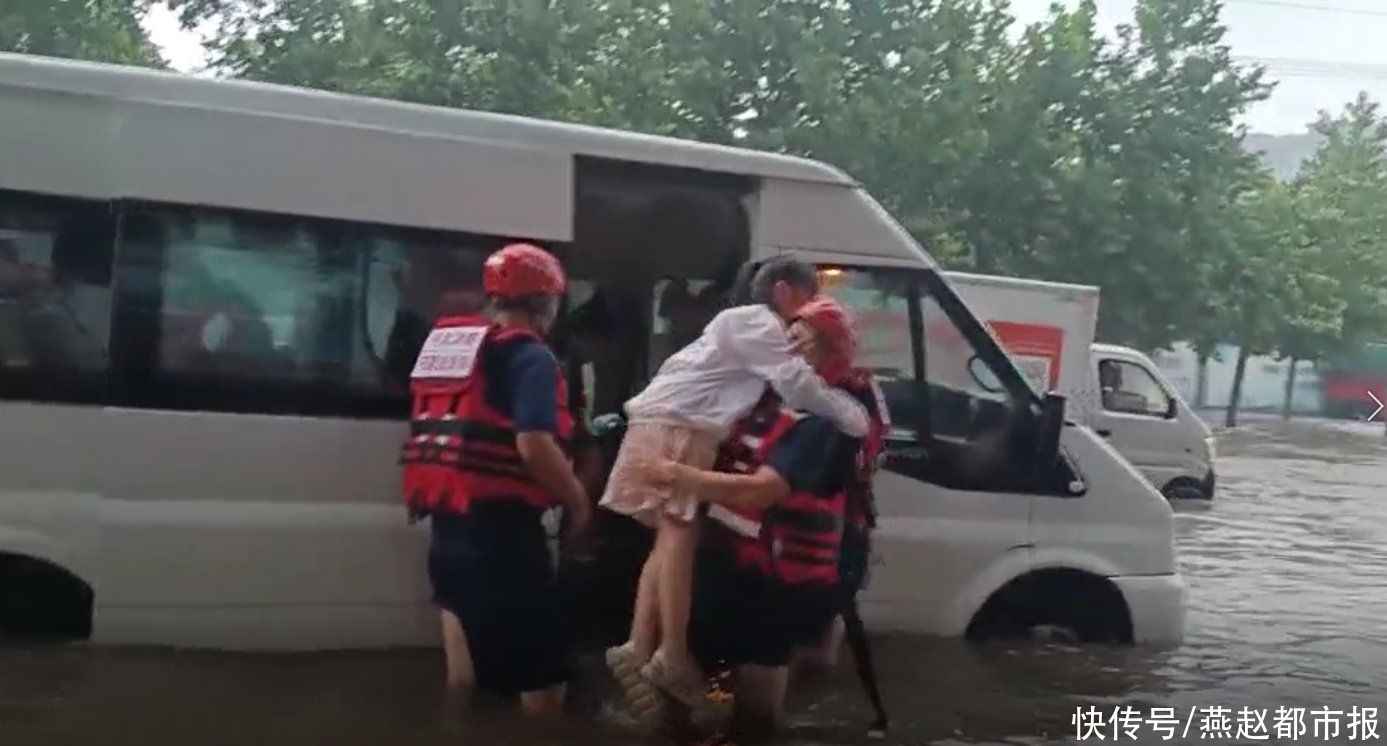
left=1149, top=343, right=1323, bottom=415
left=1319, top=342, right=1387, bottom=420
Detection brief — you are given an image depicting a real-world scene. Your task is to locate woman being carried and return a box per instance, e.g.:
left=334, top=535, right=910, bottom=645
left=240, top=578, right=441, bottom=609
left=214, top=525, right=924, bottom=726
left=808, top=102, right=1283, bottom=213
left=599, top=258, right=868, bottom=714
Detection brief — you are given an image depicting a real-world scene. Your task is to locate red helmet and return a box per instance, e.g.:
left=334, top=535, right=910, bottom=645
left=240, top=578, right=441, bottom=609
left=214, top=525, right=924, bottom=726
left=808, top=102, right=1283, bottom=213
left=483, top=243, right=566, bottom=298
left=795, top=296, right=858, bottom=382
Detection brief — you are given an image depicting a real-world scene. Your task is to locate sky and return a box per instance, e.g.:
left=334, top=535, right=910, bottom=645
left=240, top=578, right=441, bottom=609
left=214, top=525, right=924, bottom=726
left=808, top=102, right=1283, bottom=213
left=142, top=0, right=1387, bottom=135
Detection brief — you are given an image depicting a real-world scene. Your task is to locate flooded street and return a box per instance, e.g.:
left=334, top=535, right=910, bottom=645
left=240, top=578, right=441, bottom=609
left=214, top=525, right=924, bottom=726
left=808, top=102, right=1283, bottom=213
left=3, top=416, right=1385, bottom=745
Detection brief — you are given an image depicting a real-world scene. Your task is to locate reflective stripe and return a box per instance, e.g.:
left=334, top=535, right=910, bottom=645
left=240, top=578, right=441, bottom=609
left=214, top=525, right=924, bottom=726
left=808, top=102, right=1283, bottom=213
left=401, top=318, right=570, bottom=517
left=783, top=533, right=839, bottom=551
left=708, top=504, right=761, bottom=538
left=777, top=549, right=837, bottom=566
left=771, top=509, right=841, bottom=534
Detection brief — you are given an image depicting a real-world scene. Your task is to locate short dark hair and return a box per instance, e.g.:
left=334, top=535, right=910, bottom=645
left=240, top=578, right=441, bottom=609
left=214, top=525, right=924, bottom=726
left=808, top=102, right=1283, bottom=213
left=491, top=293, right=559, bottom=319
left=749, top=257, right=819, bottom=305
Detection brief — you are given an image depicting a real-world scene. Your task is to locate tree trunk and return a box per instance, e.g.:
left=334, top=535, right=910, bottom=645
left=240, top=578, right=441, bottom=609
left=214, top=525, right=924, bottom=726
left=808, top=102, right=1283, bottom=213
left=1281, top=358, right=1298, bottom=420
left=1195, top=352, right=1210, bottom=409
left=1225, top=347, right=1251, bottom=428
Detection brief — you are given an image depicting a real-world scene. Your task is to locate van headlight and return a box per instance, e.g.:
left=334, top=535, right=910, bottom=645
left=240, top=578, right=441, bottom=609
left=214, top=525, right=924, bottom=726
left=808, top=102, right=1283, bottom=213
left=1203, top=435, right=1217, bottom=461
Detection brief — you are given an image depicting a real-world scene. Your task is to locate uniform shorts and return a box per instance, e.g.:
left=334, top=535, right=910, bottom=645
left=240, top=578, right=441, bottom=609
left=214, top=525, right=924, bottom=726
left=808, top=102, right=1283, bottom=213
left=428, top=509, right=568, bottom=697
left=690, top=546, right=839, bottom=670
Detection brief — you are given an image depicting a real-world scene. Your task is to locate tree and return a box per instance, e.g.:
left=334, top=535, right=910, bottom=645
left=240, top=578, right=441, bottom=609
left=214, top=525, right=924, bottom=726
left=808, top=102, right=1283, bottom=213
left=1, top=0, right=165, bottom=67
left=169, top=0, right=1280, bottom=360
left=1215, top=177, right=1342, bottom=427
left=1290, top=95, right=1387, bottom=365
left=927, top=0, right=1269, bottom=351
left=1089, top=0, right=1268, bottom=351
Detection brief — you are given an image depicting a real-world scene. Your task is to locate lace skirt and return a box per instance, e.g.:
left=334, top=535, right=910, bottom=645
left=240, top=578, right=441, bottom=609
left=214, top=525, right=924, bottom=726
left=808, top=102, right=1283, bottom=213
left=598, top=420, right=721, bottom=526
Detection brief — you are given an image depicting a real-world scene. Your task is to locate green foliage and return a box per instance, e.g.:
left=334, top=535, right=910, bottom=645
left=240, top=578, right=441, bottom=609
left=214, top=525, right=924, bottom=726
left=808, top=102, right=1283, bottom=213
left=0, top=0, right=165, bottom=67
left=164, top=0, right=1275, bottom=352
left=9, top=0, right=1387, bottom=377
left=1289, top=94, right=1387, bottom=361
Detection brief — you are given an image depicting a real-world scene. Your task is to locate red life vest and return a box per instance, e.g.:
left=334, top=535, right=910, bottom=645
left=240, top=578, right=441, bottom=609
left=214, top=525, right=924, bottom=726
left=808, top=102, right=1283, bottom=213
left=399, top=315, right=574, bottom=517
left=707, top=372, right=888, bottom=588
left=841, top=369, right=888, bottom=534
left=706, top=389, right=802, bottom=546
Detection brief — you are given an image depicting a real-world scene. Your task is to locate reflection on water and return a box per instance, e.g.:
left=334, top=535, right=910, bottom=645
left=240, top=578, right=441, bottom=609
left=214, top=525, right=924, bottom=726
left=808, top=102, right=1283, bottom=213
left=2, top=417, right=1385, bottom=745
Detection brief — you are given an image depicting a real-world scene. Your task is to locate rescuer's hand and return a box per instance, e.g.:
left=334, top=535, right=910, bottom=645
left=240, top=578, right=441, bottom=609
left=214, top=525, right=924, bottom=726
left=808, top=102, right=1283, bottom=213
left=561, top=497, right=593, bottom=558
left=642, top=457, right=682, bottom=493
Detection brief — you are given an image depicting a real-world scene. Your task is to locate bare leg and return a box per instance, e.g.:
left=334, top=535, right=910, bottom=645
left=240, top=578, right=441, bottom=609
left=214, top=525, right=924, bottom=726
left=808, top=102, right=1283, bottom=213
left=793, top=614, right=845, bottom=674
left=440, top=610, right=474, bottom=689
left=604, top=537, right=669, bottom=726
left=732, top=664, right=789, bottom=737
left=629, top=547, right=663, bottom=661
left=519, top=684, right=566, bottom=718
left=653, top=512, right=698, bottom=671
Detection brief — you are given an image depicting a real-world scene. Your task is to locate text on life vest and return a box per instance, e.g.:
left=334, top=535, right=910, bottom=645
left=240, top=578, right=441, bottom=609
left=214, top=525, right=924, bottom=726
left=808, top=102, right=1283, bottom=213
left=411, top=326, right=487, bottom=380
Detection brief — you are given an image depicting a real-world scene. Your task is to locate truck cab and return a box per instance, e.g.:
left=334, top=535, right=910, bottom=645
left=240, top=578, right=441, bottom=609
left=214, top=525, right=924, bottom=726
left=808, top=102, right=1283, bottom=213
left=1090, top=344, right=1215, bottom=501
left=942, top=271, right=1215, bottom=502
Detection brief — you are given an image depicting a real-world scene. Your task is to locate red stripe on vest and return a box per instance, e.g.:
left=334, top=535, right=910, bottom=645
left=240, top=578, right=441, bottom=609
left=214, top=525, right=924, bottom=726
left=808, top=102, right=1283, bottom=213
left=708, top=372, right=886, bottom=588
left=767, top=490, right=846, bottom=586
left=708, top=387, right=800, bottom=545
left=400, top=316, right=574, bottom=516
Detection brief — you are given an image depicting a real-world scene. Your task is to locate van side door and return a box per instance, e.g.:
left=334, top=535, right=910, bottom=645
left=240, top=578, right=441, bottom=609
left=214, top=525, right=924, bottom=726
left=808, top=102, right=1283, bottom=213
left=822, top=268, right=1076, bottom=636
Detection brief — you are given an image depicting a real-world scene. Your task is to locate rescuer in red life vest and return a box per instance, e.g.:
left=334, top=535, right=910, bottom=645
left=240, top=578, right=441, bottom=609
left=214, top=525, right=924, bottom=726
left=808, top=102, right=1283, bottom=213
left=400, top=242, right=590, bottom=717
left=641, top=296, right=886, bottom=733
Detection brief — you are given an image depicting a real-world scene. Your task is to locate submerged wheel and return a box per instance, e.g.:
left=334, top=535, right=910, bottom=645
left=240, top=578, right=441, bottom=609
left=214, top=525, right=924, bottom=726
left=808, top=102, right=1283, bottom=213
left=967, top=569, right=1132, bottom=645
left=1161, top=478, right=1210, bottom=502
left=0, top=554, right=93, bottom=640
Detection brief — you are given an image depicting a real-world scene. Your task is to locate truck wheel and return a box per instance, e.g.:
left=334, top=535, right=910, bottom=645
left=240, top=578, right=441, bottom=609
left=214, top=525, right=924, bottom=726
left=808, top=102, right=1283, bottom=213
left=967, top=569, right=1132, bottom=645
left=1162, top=479, right=1209, bottom=502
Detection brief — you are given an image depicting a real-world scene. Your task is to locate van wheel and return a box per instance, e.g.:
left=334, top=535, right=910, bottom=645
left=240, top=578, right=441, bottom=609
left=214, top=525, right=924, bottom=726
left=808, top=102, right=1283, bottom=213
left=1026, top=623, right=1080, bottom=645
left=966, top=569, right=1132, bottom=645
left=1161, top=479, right=1209, bottom=502
left=0, top=554, right=93, bottom=640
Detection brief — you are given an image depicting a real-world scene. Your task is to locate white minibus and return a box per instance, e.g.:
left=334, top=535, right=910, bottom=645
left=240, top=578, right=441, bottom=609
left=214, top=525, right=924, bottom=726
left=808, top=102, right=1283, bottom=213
left=0, top=53, right=1184, bottom=649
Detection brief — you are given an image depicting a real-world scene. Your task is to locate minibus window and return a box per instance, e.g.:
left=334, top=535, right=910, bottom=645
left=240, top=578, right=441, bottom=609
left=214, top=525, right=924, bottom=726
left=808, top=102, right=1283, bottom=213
left=919, top=292, right=1017, bottom=440
left=818, top=267, right=920, bottom=439
left=356, top=234, right=489, bottom=405
left=917, top=275, right=1066, bottom=493
left=115, top=208, right=359, bottom=414
left=0, top=190, right=114, bottom=405
left=825, top=265, right=1063, bottom=494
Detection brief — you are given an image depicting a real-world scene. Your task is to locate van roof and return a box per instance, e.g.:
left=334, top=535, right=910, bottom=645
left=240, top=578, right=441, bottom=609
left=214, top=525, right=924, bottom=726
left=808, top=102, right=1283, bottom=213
left=0, top=53, right=855, bottom=187
left=1, top=54, right=937, bottom=267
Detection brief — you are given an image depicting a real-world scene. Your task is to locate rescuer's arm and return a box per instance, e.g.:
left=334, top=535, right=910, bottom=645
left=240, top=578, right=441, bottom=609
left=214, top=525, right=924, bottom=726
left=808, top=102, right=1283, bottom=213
left=654, top=417, right=857, bottom=510
left=517, top=433, right=590, bottom=536
left=721, top=309, right=870, bottom=437
left=658, top=461, right=789, bottom=510
left=509, top=346, right=590, bottom=543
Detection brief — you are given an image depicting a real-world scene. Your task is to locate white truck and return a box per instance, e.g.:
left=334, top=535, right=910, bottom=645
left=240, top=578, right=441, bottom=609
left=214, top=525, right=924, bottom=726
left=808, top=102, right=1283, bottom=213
left=944, top=272, right=1216, bottom=501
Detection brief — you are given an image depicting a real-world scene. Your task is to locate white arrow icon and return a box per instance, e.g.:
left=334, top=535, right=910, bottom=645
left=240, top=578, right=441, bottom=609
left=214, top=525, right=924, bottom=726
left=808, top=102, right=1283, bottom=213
left=1369, top=392, right=1384, bottom=422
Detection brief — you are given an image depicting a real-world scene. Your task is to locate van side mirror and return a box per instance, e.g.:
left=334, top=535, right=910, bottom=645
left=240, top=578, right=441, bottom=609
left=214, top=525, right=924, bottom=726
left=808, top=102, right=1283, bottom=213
left=1034, top=392, right=1065, bottom=472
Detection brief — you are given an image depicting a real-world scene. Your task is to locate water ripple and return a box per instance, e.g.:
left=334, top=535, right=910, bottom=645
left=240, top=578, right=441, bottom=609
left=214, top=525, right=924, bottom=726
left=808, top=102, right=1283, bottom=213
left=1, top=417, right=1384, bottom=745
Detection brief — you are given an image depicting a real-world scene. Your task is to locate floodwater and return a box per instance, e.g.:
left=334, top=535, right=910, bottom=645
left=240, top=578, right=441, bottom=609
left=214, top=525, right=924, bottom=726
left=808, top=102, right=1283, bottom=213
left=3, top=416, right=1385, bottom=745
